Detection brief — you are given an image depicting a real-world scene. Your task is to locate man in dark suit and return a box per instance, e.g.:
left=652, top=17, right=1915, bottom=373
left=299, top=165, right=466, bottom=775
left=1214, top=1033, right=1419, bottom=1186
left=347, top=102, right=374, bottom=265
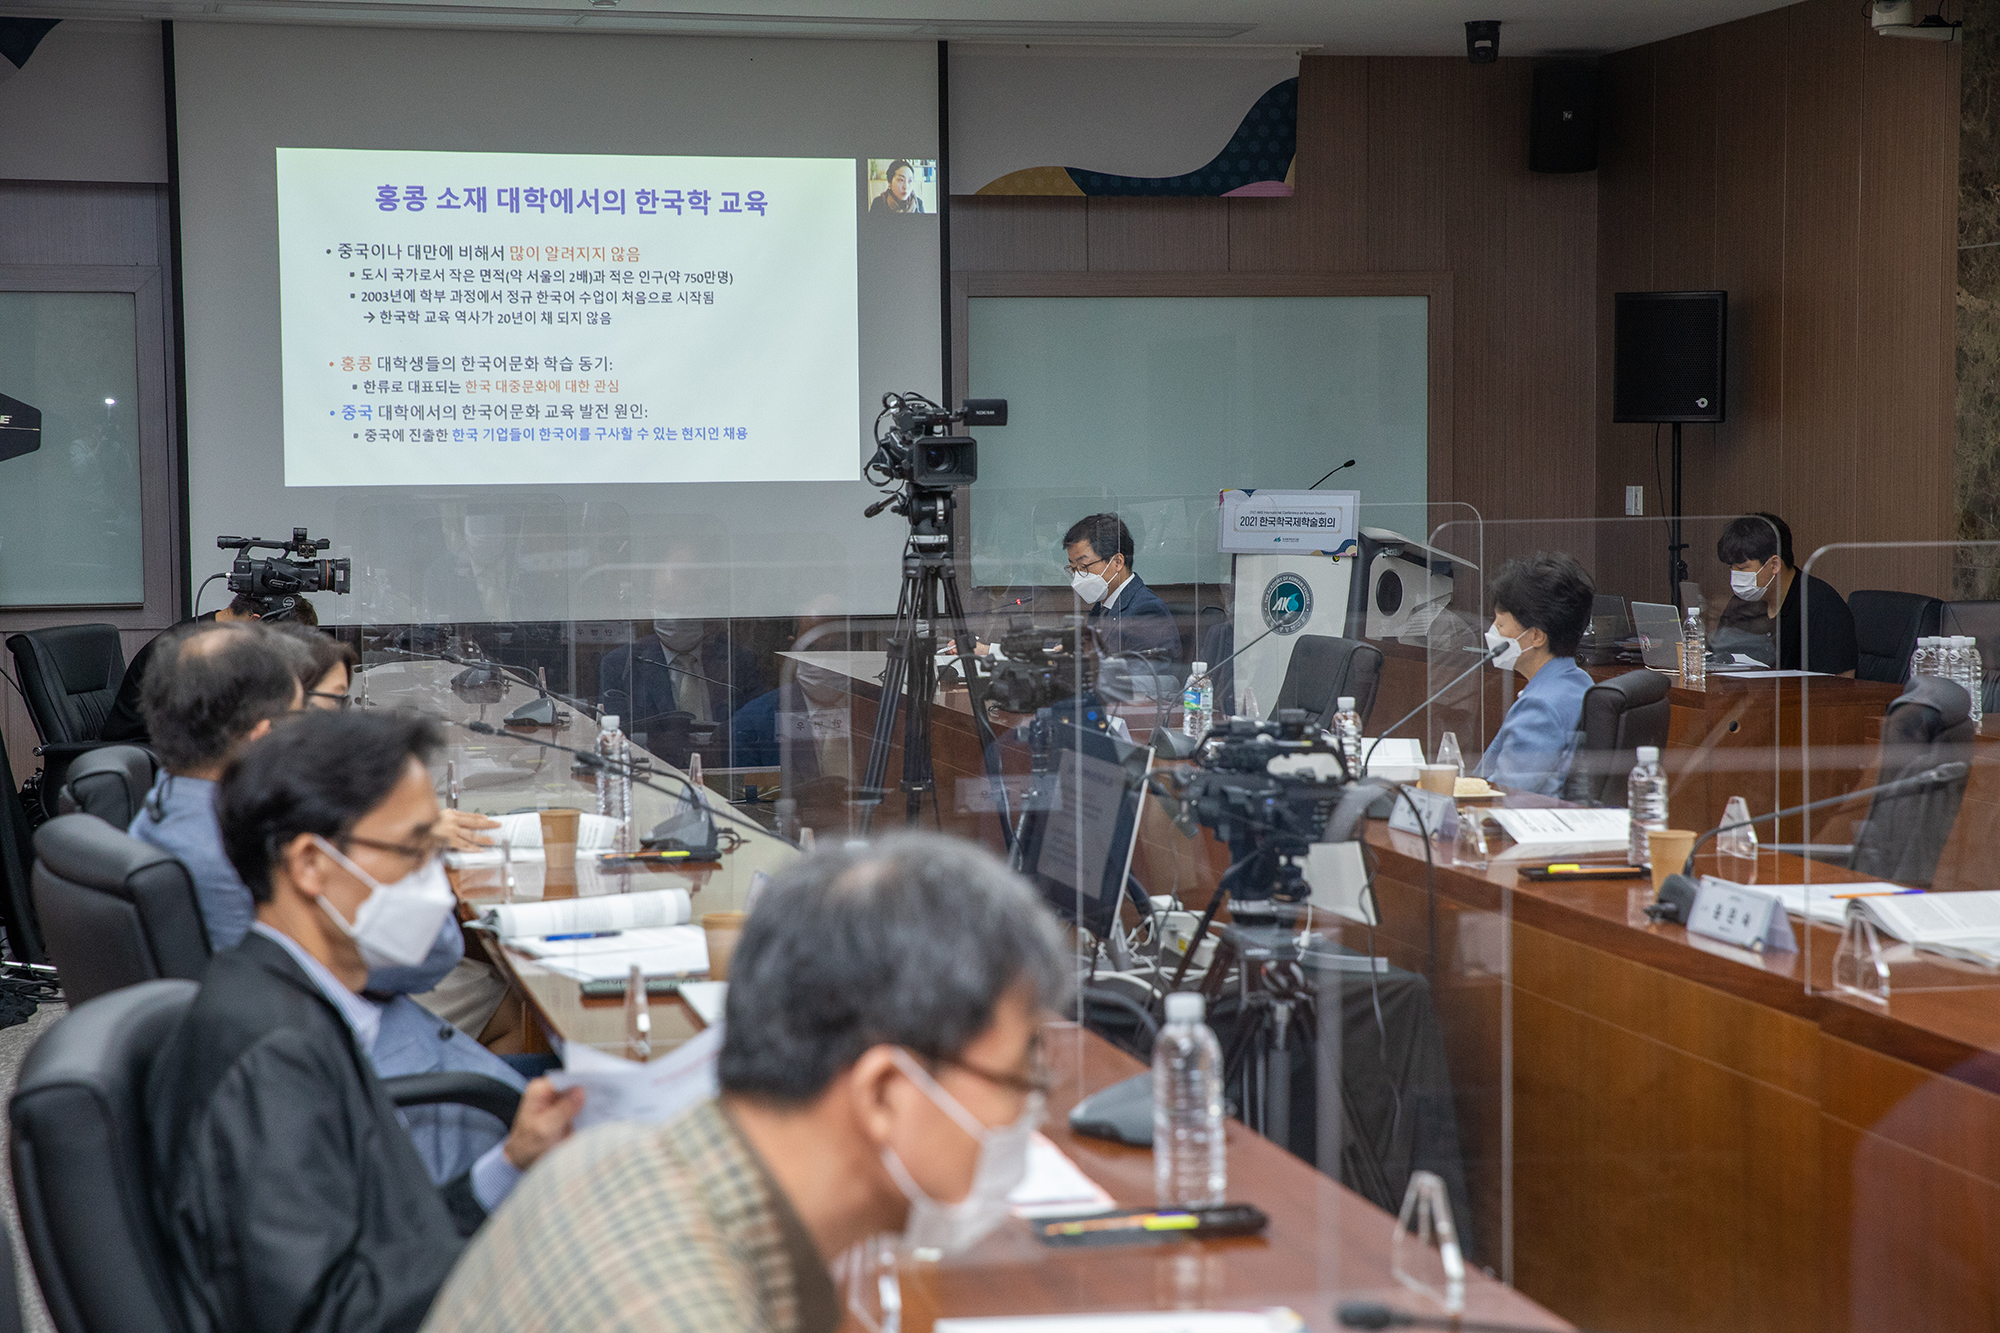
left=1063, top=513, right=1182, bottom=663
left=146, top=709, right=581, bottom=1333
left=598, top=620, right=764, bottom=762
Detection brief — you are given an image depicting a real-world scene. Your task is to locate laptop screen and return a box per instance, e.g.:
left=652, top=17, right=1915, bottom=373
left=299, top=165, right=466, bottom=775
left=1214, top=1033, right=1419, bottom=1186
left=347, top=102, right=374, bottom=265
left=1629, top=601, right=1686, bottom=671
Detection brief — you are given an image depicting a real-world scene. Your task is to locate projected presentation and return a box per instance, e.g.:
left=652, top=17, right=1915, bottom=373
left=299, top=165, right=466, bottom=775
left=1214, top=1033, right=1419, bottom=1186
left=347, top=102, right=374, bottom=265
left=275, top=147, right=860, bottom=488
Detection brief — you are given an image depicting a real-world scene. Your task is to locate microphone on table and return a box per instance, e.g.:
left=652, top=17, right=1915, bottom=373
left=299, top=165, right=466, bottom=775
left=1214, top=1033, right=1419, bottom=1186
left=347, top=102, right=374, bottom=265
left=1360, top=642, right=1507, bottom=778
left=1648, top=760, right=1970, bottom=924
left=365, top=643, right=600, bottom=726
left=1336, top=1299, right=1615, bottom=1333
left=424, top=710, right=794, bottom=851
left=1310, top=458, right=1358, bottom=489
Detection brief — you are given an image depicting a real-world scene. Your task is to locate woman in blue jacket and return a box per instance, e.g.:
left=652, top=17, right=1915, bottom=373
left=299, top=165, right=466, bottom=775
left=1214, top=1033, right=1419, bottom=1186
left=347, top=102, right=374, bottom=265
left=1473, top=552, right=1596, bottom=796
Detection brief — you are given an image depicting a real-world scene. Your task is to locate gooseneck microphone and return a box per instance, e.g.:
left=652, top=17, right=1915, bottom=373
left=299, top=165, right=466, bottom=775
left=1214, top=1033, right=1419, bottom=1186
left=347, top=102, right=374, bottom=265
left=1336, top=1300, right=1615, bottom=1333
left=1310, top=458, right=1358, bottom=489
left=1360, top=643, right=1507, bottom=776
left=1649, top=760, right=1969, bottom=923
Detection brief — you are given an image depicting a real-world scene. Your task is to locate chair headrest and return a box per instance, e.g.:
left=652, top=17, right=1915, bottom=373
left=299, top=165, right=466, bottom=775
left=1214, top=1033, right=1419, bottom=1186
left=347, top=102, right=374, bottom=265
left=1590, top=668, right=1671, bottom=707
left=32, top=814, right=182, bottom=894
left=1891, top=674, right=1973, bottom=728
left=14, top=978, right=197, bottom=1100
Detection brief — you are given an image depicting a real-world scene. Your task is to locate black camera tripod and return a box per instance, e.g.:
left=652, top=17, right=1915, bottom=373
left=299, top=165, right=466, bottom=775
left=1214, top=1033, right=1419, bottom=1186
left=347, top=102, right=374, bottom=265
left=854, top=488, right=1009, bottom=840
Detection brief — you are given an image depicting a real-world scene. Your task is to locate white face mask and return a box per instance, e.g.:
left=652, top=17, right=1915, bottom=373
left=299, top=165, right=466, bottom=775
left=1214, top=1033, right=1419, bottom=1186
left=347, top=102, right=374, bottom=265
left=1730, top=565, right=1773, bottom=601
left=794, top=663, right=847, bottom=707
left=1484, top=624, right=1525, bottom=675
left=1071, top=569, right=1110, bottom=605
left=880, top=1048, right=1042, bottom=1257
left=308, top=835, right=457, bottom=972
left=656, top=623, right=706, bottom=655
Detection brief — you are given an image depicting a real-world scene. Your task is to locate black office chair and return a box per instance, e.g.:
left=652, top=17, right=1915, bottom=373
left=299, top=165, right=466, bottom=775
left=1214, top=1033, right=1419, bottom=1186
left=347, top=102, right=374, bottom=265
left=10, top=979, right=194, bottom=1333
left=1559, top=669, right=1672, bottom=808
left=12, top=978, right=524, bottom=1333
left=1942, top=599, right=2000, bottom=712
left=1848, top=590, right=1943, bottom=685
left=55, top=746, right=158, bottom=830
left=1773, top=675, right=1976, bottom=886
left=30, top=816, right=212, bottom=1007
left=6, top=625, right=127, bottom=821
left=1273, top=634, right=1386, bottom=729
left=0, top=719, right=46, bottom=966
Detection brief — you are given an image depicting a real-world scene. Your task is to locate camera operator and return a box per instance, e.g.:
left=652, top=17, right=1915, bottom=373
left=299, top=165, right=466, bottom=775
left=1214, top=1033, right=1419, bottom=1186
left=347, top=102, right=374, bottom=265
left=99, top=593, right=317, bottom=745
left=1063, top=513, right=1181, bottom=664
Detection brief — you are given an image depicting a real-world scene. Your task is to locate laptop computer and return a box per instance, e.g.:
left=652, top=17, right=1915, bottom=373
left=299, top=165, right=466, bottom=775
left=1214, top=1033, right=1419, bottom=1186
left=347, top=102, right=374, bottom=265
left=1579, top=594, right=1631, bottom=666
left=1629, top=600, right=1686, bottom=671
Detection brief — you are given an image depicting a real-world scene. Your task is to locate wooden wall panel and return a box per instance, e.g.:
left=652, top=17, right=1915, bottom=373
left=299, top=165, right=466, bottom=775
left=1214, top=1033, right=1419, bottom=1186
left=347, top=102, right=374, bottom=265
left=1596, top=0, right=1960, bottom=607
left=955, top=52, right=1600, bottom=577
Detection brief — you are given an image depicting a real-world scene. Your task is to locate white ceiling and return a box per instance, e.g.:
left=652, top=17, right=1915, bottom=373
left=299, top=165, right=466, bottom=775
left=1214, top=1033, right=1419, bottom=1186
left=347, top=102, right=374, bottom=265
left=18, top=0, right=1798, bottom=56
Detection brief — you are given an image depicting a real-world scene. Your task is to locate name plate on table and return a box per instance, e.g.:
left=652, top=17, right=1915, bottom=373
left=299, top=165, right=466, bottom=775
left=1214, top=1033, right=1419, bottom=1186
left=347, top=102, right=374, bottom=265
left=1388, top=786, right=1458, bottom=842
left=1690, top=877, right=1797, bottom=953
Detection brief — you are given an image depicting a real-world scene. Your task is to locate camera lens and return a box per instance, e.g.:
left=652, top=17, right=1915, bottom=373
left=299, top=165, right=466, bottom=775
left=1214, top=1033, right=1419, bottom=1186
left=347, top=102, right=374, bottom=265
left=923, top=444, right=951, bottom=472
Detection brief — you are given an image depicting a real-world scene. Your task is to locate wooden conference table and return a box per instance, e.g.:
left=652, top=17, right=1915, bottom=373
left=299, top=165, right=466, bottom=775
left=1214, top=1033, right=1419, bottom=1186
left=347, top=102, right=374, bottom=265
left=368, top=658, right=1572, bottom=1333
left=789, top=648, right=2000, bottom=1333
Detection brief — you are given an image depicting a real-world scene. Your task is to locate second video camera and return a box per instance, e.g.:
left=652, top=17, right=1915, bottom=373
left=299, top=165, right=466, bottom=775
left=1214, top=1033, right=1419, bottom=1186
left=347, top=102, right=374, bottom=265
left=866, top=392, right=1006, bottom=492
left=219, top=528, right=351, bottom=620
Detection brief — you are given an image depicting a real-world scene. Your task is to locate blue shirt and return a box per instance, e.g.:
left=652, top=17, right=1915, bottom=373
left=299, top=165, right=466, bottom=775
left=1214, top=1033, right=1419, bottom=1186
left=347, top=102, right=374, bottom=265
left=1473, top=658, right=1592, bottom=796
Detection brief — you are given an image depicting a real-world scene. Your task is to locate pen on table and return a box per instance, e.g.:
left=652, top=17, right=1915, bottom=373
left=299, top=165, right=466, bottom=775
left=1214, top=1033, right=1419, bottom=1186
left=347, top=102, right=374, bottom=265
left=544, top=930, right=623, bottom=941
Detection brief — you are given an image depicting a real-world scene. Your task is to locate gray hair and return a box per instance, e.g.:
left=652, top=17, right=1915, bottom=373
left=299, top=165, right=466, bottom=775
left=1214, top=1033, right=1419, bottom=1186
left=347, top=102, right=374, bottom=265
left=717, top=832, right=1072, bottom=1103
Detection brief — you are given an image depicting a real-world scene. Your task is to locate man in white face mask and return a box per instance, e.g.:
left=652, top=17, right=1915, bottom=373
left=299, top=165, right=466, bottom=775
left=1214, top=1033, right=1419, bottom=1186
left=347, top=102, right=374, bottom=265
left=1063, top=512, right=1183, bottom=664
left=1715, top=511, right=1858, bottom=676
left=1470, top=552, right=1598, bottom=797
left=425, top=833, right=1073, bottom=1333
left=146, top=709, right=584, bottom=1333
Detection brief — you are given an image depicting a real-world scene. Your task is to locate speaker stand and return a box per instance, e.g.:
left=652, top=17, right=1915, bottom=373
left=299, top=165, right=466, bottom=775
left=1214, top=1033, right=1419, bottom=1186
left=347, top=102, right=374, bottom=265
left=1666, top=421, right=1688, bottom=607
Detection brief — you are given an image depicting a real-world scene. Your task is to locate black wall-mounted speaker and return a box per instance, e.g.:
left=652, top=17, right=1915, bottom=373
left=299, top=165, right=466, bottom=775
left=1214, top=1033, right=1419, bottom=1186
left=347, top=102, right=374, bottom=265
left=1612, top=290, right=1727, bottom=424
left=1529, top=60, right=1600, bottom=173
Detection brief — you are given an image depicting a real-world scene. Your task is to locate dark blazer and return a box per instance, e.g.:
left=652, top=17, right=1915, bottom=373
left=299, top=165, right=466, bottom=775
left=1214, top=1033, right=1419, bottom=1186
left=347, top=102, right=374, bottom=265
left=146, top=932, right=480, bottom=1333
left=598, top=634, right=763, bottom=744
left=1088, top=574, right=1182, bottom=663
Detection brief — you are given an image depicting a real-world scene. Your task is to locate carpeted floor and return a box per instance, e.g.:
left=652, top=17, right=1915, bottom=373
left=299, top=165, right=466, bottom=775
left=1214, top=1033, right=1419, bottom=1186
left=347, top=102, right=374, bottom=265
left=0, top=1004, right=66, bottom=1333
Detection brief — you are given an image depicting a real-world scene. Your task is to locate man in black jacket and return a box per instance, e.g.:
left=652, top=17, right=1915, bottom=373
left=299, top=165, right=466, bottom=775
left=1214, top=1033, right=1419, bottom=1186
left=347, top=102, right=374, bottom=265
left=146, top=709, right=582, bottom=1333
left=1063, top=513, right=1183, bottom=664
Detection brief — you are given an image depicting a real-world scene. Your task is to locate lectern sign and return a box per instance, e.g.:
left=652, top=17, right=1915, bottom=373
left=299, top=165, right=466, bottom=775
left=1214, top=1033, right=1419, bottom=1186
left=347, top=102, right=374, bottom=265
left=1218, top=488, right=1359, bottom=554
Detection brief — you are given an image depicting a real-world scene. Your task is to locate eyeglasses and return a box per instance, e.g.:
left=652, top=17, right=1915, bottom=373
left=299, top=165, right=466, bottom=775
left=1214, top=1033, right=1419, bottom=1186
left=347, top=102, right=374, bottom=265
left=1063, top=555, right=1113, bottom=577
left=340, top=832, right=448, bottom=869
left=307, top=690, right=352, bottom=710
left=936, top=1047, right=1057, bottom=1098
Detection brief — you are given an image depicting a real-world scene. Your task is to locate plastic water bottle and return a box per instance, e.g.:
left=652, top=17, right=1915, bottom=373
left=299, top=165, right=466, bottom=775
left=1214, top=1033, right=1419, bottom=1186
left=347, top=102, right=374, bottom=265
left=1680, top=605, right=1707, bottom=690
left=1627, top=745, right=1668, bottom=868
left=1717, top=793, right=1759, bottom=881
left=1435, top=731, right=1464, bottom=778
left=1331, top=696, right=1363, bottom=776
left=1182, top=661, right=1210, bottom=739
left=596, top=714, right=634, bottom=853
left=1197, top=671, right=1215, bottom=736
left=1910, top=637, right=1937, bottom=682
left=1966, top=637, right=1985, bottom=724
left=1153, top=991, right=1226, bottom=1207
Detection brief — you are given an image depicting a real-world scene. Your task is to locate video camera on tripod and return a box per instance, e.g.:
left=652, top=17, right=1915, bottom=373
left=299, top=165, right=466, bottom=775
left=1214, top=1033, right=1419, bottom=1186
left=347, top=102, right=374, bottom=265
left=863, top=391, right=1006, bottom=495
left=217, top=528, right=352, bottom=622
left=1172, top=709, right=1366, bottom=911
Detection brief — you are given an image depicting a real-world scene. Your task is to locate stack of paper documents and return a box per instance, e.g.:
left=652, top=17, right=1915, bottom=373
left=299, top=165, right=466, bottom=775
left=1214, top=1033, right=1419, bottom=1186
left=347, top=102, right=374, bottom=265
left=511, top=926, right=710, bottom=983
left=551, top=1024, right=721, bottom=1131
left=1007, top=1136, right=1116, bottom=1219
left=1844, top=890, right=2000, bottom=968
left=480, top=888, right=691, bottom=938
left=1485, top=806, right=1631, bottom=858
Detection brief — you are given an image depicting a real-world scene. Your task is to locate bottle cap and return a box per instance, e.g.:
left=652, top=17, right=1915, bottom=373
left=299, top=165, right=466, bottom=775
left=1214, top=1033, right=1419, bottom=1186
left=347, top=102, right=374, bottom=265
left=600, top=714, right=620, bottom=731
left=1190, top=661, right=1208, bottom=676
left=1337, top=696, right=1357, bottom=711
left=1165, top=992, right=1205, bottom=1023
left=1636, top=745, right=1660, bottom=762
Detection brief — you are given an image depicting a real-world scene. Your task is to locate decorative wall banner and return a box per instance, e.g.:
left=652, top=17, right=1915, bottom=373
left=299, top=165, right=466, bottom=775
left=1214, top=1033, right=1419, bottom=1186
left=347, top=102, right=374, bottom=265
left=949, top=48, right=1299, bottom=197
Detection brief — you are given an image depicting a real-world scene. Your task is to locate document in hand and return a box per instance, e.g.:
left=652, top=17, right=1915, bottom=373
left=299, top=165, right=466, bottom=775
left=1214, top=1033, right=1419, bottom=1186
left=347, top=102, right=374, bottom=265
left=933, top=1313, right=1303, bottom=1333
left=550, top=1023, right=721, bottom=1132
left=1845, top=891, right=2000, bottom=968
left=480, top=887, right=692, bottom=938
left=1485, top=807, right=1631, bottom=858
left=445, top=812, right=623, bottom=865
